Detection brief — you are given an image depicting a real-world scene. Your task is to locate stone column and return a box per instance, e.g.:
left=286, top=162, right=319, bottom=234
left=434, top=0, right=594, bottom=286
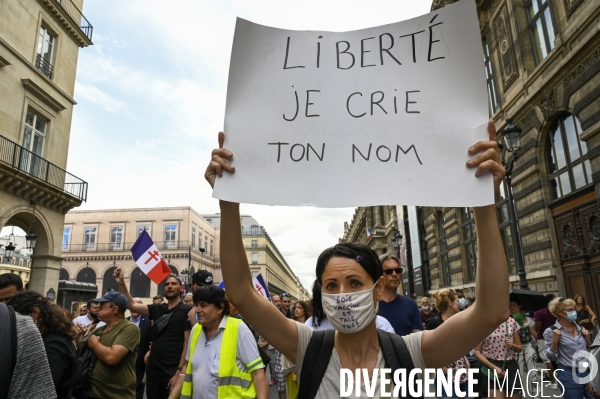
left=366, top=207, right=374, bottom=230
left=29, top=254, right=61, bottom=297
left=374, top=206, right=382, bottom=227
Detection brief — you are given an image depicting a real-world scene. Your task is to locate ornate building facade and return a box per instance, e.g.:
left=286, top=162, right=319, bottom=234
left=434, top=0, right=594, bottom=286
left=342, top=0, right=600, bottom=313
left=0, top=0, right=92, bottom=296
left=61, top=207, right=221, bottom=301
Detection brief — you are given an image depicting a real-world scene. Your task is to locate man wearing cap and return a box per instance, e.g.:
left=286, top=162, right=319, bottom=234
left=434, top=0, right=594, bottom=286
left=190, top=270, right=213, bottom=292
left=377, top=253, right=423, bottom=336
left=168, top=285, right=268, bottom=399
left=82, top=291, right=140, bottom=399
left=187, top=270, right=213, bottom=327
left=114, top=268, right=192, bottom=399
left=73, top=299, right=105, bottom=328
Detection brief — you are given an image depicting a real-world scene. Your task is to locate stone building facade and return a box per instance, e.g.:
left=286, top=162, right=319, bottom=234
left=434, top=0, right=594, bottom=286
left=342, top=0, right=600, bottom=313
left=0, top=0, right=92, bottom=296
left=202, top=213, right=308, bottom=301
left=61, top=207, right=221, bottom=301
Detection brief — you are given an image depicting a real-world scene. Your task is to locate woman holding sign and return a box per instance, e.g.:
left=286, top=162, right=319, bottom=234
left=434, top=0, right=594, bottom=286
left=204, top=122, right=508, bottom=398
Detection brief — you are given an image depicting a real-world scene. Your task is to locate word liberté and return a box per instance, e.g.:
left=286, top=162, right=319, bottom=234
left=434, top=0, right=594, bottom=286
left=268, top=15, right=445, bottom=166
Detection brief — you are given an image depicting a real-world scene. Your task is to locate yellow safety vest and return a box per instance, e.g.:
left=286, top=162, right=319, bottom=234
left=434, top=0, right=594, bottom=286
left=181, top=316, right=262, bottom=399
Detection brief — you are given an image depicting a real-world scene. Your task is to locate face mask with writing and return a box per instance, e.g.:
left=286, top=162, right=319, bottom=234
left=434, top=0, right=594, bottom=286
left=321, top=279, right=380, bottom=334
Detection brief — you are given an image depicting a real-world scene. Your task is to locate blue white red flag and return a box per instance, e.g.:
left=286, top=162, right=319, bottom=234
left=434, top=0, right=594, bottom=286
left=367, top=228, right=372, bottom=239
left=130, top=230, right=171, bottom=285
left=253, top=274, right=270, bottom=299
left=217, top=274, right=270, bottom=299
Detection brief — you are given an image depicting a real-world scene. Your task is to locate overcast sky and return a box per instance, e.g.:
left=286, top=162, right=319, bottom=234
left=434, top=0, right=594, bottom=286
left=63, top=0, right=433, bottom=290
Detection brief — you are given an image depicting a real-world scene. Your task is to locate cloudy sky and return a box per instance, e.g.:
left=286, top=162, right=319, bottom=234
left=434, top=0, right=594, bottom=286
left=65, top=0, right=432, bottom=290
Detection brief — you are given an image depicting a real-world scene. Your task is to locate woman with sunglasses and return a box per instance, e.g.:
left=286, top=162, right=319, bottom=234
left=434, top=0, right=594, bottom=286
left=203, top=122, right=509, bottom=397
left=544, top=297, right=593, bottom=399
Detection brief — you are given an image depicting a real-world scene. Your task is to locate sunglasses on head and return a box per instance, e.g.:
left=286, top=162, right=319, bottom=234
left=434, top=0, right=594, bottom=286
left=383, top=268, right=403, bottom=275
left=281, top=292, right=290, bottom=297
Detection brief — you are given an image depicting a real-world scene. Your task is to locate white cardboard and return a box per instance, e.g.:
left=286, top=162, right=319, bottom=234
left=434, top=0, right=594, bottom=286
left=214, top=0, right=493, bottom=207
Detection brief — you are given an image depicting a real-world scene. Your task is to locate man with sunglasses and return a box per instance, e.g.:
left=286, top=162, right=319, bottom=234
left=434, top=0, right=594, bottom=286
left=83, top=291, right=140, bottom=399
left=378, top=253, right=423, bottom=336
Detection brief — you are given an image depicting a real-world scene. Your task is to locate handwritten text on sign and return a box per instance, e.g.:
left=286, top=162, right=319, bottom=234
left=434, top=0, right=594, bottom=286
left=214, top=0, right=493, bottom=207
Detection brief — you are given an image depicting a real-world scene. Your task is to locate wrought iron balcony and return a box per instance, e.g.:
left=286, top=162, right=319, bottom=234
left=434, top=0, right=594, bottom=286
left=0, top=134, right=87, bottom=202
left=54, top=0, right=93, bottom=42
left=35, top=54, right=54, bottom=79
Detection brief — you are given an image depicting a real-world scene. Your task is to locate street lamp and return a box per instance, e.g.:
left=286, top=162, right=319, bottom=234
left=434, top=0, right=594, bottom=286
left=502, top=119, right=528, bottom=290
left=180, top=268, right=190, bottom=286
left=4, top=241, right=15, bottom=261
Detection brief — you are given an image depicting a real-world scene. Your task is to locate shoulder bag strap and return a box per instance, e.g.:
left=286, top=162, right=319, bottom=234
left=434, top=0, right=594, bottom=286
left=297, top=329, right=335, bottom=399
left=377, top=329, right=418, bottom=399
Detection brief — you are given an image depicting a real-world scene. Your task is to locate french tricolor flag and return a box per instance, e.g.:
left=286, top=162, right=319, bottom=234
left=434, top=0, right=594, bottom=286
left=217, top=274, right=270, bottom=299
left=130, top=230, right=171, bottom=285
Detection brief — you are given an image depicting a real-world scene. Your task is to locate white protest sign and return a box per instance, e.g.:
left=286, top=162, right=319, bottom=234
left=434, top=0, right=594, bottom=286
left=214, top=0, right=493, bottom=207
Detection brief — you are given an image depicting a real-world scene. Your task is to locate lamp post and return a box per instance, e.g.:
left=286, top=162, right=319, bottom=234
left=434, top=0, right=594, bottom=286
left=502, top=119, right=529, bottom=290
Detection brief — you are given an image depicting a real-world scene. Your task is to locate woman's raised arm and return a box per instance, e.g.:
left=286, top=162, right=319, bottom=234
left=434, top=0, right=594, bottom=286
left=422, top=121, right=510, bottom=368
left=206, top=132, right=299, bottom=362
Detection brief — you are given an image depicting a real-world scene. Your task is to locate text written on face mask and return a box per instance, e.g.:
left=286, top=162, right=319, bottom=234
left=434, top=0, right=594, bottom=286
left=335, top=295, right=362, bottom=329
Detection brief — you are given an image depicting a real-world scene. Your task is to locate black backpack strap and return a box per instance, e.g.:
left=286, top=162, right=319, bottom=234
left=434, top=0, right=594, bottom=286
left=297, top=329, right=335, bottom=399
left=378, top=329, right=419, bottom=399
left=0, top=303, right=17, bottom=399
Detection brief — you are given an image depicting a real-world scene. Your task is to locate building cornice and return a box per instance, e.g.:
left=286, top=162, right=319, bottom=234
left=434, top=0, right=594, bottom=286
left=0, top=38, right=77, bottom=105
left=22, top=79, right=66, bottom=112
left=36, top=0, right=93, bottom=48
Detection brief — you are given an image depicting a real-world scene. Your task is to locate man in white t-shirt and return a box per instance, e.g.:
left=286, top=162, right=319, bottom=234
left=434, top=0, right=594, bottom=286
left=73, top=300, right=106, bottom=327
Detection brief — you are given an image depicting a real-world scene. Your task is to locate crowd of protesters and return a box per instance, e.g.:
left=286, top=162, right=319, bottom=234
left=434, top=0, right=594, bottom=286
left=2, top=258, right=599, bottom=399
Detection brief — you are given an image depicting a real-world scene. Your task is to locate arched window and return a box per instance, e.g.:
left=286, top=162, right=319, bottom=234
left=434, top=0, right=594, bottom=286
left=547, top=114, right=592, bottom=200
left=102, top=267, right=119, bottom=294
left=157, top=265, right=179, bottom=295
left=76, top=267, right=96, bottom=284
left=130, top=267, right=151, bottom=298
left=59, top=268, right=69, bottom=281
left=250, top=225, right=259, bottom=235
left=438, top=213, right=451, bottom=287
left=461, top=208, right=477, bottom=282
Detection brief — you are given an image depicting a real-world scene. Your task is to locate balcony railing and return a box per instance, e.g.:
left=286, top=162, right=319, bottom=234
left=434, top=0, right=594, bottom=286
left=242, top=227, right=266, bottom=236
left=35, top=54, right=54, bottom=79
left=0, top=134, right=87, bottom=202
left=63, top=240, right=216, bottom=259
left=54, top=0, right=93, bottom=42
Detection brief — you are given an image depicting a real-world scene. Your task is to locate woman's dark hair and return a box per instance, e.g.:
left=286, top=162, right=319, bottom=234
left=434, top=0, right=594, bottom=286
left=7, top=291, right=76, bottom=340
left=293, top=300, right=311, bottom=321
left=192, top=285, right=230, bottom=316
left=311, top=242, right=382, bottom=327
left=574, top=294, right=586, bottom=308
left=509, top=296, right=521, bottom=307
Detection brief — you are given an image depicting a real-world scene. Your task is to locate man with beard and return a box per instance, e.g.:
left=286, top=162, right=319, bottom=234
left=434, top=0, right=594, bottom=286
left=114, top=268, right=191, bottom=399
left=271, top=294, right=282, bottom=311
left=73, top=299, right=106, bottom=328
left=280, top=293, right=293, bottom=319
left=377, top=253, right=423, bottom=336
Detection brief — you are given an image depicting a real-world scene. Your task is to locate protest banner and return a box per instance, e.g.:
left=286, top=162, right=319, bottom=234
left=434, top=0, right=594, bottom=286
left=214, top=0, right=493, bottom=207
